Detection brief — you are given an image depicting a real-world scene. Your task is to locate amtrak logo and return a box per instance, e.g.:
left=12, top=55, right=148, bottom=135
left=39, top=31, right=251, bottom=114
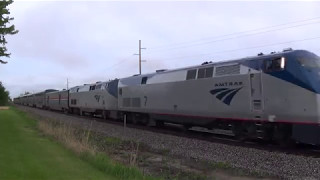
left=210, top=87, right=242, bottom=105
left=215, top=81, right=243, bottom=87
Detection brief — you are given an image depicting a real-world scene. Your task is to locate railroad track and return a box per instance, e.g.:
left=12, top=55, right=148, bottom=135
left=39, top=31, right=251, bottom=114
left=19, top=105, right=320, bottom=158
left=59, top=109, right=320, bottom=158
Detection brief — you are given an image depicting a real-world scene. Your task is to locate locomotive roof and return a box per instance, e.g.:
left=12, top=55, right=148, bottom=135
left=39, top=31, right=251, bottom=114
left=45, top=89, right=69, bottom=94
left=69, top=82, right=102, bottom=90
left=122, top=49, right=312, bottom=79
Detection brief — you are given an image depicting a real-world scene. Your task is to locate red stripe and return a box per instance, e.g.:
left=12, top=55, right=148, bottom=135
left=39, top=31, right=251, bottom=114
left=49, top=98, right=68, bottom=100
left=153, top=112, right=319, bottom=125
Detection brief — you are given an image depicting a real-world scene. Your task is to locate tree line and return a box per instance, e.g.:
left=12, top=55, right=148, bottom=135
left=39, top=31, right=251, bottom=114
left=0, top=0, right=18, bottom=64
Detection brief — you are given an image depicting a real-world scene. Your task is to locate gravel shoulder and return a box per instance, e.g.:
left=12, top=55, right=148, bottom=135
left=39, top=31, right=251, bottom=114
left=18, top=105, right=320, bottom=180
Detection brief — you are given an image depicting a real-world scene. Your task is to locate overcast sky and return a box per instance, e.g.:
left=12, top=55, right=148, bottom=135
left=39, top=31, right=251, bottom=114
left=1, top=0, right=320, bottom=98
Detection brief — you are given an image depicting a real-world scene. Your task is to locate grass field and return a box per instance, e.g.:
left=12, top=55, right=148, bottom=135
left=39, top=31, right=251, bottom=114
left=0, top=107, right=154, bottom=180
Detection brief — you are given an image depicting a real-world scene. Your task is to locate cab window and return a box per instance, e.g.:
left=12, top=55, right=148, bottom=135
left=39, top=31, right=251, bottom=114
left=265, top=57, right=285, bottom=72
left=141, top=77, right=148, bottom=84
left=297, top=53, right=320, bottom=68
left=96, top=84, right=102, bottom=90
left=89, top=85, right=95, bottom=91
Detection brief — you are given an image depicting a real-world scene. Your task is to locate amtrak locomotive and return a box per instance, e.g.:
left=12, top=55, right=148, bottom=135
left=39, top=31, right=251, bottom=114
left=14, top=49, right=320, bottom=145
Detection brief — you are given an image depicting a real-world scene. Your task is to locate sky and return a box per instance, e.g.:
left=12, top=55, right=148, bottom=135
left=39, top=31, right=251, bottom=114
left=1, top=0, right=320, bottom=98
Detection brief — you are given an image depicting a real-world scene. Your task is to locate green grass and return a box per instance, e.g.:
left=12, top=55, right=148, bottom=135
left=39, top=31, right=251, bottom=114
left=0, top=107, right=155, bottom=180
left=80, top=152, right=150, bottom=180
left=210, top=161, right=233, bottom=170
left=103, top=137, right=123, bottom=146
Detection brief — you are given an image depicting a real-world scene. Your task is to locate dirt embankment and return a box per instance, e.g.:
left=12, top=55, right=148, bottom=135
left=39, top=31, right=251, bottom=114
left=0, top=106, right=9, bottom=110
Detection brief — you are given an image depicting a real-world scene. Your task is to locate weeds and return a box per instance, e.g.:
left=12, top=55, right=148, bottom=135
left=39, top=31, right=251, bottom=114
left=21, top=107, right=273, bottom=180
left=129, top=141, right=140, bottom=166
left=38, top=118, right=96, bottom=155
left=37, top=118, right=155, bottom=180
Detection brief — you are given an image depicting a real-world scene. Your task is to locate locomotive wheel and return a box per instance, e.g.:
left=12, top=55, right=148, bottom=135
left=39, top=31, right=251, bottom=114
left=102, top=110, right=108, bottom=120
left=63, top=108, right=68, bottom=114
left=183, top=124, right=192, bottom=131
left=132, top=114, right=138, bottom=124
left=274, top=124, right=294, bottom=147
left=261, top=123, right=274, bottom=142
left=232, top=122, right=247, bottom=141
left=156, top=120, right=164, bottom=127
left=141, top=115, right=150, bottom=126
left=131, top=113, right=149, bottom=125
left=80, top=109, right=84, bottom=116
left=124, top=113, right=134, bottom=124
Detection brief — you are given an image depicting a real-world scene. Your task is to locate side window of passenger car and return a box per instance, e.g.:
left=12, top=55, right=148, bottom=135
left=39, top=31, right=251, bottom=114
left=186, top=69, right=197, bottom=80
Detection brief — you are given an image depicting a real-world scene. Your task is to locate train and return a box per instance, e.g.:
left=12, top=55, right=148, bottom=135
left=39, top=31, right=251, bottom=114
left=14, top=49, right=320, bottom=146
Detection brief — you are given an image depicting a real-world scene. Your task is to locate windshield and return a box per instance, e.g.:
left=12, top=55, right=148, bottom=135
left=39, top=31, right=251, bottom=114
left=297, top=52, right=320, bottom=68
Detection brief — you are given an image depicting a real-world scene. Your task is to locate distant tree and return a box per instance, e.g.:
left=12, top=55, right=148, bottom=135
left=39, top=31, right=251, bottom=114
left=0, top=0, right=18, bottom=64
left=0, top=82, right=9, bottom=105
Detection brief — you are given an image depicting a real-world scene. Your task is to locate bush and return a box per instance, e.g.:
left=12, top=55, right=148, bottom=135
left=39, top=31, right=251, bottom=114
left=0, top=82, right=9, bottom=106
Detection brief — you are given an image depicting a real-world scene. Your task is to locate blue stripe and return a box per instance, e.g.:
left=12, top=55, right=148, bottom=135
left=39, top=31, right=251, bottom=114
left=210, top=88, right=228, bottom=95
left=216, top=89, right=237, bottom=100
left=223, top=88, right=242, bottom=105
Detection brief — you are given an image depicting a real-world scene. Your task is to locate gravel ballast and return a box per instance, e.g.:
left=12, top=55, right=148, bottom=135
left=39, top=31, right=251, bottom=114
left=19, top=106, right=320, bottom=180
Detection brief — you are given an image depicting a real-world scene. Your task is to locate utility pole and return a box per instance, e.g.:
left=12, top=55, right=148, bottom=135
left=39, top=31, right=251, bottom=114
left=139, top=40, right=142, bottom=75
left=67, top=78, right=69, bottom=90
left=134, top=40, right=146, bottom=74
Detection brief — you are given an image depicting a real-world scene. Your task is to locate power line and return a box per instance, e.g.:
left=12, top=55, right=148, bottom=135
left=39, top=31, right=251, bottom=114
left=151, top=36, right=320, bottom=61
left=212, top=36, right=320, bottom=55
left=147, top=21, right=320, bottom=53
left=100, top=41, right=146, bottom=76
left=149, top=16, right=320, bottom=50
left=101, top=55, right=134, bottom=73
